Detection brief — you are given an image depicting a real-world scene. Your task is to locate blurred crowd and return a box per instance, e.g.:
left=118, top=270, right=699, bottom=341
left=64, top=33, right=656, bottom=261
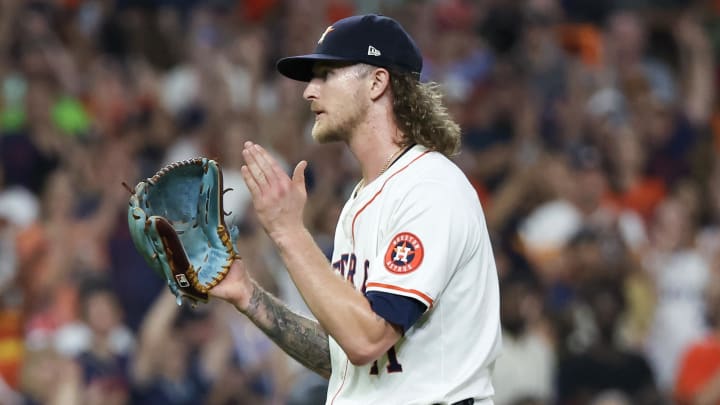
left=1, top=0, right=720, bottom=404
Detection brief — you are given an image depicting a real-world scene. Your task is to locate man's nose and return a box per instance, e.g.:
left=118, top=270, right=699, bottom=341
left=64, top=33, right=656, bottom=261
left=303, top=79, right=320, bottom=101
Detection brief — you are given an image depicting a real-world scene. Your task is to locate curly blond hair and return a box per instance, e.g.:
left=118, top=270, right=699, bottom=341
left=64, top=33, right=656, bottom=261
left=390, top=71, right=461, bottom=157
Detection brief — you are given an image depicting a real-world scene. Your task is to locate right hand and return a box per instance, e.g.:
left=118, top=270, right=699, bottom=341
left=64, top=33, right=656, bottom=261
left=208, top=257, right=255, bottom=312
left=241, top=142, right=308, bottom=241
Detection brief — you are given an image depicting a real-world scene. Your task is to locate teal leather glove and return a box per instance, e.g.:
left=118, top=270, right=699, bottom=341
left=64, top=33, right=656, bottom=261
left=127, top=158, right=239, bottom=306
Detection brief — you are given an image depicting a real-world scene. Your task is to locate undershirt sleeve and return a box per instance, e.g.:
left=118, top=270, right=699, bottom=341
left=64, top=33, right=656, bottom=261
left=365, top=291, right=427, bottom=333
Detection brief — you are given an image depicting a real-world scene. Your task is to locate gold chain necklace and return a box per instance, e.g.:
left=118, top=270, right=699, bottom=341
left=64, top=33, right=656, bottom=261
left=356, top=145, right=408, bottom=194
left=379, top=146, right=406, bottom=176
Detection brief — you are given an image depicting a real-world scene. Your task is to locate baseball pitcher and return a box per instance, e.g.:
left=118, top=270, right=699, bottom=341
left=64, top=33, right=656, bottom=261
left=212, top=14, right=502, bottom=404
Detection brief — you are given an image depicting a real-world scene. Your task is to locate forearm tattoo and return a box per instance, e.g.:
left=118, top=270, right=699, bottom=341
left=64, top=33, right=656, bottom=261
left=243, top=285, right=332, bottom=378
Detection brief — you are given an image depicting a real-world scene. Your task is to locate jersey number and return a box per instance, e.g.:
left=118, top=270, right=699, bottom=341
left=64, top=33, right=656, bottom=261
left=369, top=346, right=403, bottom=374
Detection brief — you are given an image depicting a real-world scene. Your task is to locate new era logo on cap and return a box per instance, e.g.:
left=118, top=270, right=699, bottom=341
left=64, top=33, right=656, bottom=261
left=368, top=46, right=381, bottom=56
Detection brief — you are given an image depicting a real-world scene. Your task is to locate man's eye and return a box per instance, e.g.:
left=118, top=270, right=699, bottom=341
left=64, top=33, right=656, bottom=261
left=313, top=68, right=334, bottom=80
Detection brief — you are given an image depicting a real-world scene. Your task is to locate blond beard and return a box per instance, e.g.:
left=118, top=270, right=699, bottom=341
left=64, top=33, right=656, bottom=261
left=311, top=120, right=347, bottom=143
left=311, top=98, right=368, bottom=144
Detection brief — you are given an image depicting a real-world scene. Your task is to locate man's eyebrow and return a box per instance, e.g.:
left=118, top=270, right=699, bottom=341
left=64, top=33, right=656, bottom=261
left=312, top=64, right=332, bottom=73
left=314, top=61, right=355, bottom=71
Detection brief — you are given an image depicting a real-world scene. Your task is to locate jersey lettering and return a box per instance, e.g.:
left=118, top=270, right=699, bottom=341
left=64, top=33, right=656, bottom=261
left=347, top=254, right=357, bottom=284
left=332, top=253, right=350, bottom=277
left=333, top=254, right=372, bottom=288
left=333, top=256, right=404, bottom=375
left=361, top=259, right=370, bottom=293
left=370, top=346, right=403, bottom=375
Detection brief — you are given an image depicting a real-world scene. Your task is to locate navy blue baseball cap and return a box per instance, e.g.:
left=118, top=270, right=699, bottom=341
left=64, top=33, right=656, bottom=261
left=276, top=14, right=423, bottom=82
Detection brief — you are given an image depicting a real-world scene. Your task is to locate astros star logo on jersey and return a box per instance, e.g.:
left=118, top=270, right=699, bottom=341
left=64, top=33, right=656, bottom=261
left=384, top=232, right=424, bottom=274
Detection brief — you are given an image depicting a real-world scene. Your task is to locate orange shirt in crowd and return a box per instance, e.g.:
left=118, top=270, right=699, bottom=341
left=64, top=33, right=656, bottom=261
left=604, top=177, right=667, bottom=223
left=557, top=23, right=603, bottom=66
left=15, top=224, right=78, bottom=329
left=0, top=309, right=22, bottom=388
left=675, top=335, right=720, bottom=405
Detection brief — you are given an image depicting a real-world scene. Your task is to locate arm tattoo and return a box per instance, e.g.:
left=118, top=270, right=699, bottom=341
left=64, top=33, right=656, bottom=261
left=242, top=284, right=332, bottom=378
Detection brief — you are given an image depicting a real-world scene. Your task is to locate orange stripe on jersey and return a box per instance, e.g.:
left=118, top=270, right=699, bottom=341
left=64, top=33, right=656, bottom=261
left=351, top=151, right=431, bottom=243
left=330, top=360, right=350, bottom=405
left=365, top=282, right=434, bottom=307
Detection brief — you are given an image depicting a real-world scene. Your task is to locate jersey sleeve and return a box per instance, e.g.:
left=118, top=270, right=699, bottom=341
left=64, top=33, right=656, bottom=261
left=365, top=179, right=476, bottom=310
left=365, top=291, right=427, bottom=333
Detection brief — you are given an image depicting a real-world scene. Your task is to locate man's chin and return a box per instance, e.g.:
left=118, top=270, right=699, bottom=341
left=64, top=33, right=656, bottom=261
left=312, top=127, right=344, bottom=143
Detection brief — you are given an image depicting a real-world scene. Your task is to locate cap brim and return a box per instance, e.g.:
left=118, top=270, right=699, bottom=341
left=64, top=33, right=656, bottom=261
left=276, top=54, right=358, bottom=82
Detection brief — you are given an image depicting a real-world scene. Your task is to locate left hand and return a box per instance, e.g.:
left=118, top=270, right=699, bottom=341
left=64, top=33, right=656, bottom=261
left=241, top=141, right=308, bottom=239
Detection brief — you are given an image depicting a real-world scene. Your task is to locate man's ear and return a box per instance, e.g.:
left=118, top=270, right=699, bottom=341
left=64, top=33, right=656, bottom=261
left=369, top=68, right=391, bottom=101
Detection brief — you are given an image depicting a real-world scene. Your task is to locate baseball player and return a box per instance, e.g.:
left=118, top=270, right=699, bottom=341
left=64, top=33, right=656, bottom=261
left=210, top=14, right=502, bottom=404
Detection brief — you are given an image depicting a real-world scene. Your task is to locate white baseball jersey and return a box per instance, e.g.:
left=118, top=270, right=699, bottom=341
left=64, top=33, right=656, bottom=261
left=326, top=144, right=502, bottom=405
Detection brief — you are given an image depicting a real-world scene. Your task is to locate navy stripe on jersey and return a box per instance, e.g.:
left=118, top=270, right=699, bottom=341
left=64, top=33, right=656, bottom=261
left=365, top=291, right=427, bottom=333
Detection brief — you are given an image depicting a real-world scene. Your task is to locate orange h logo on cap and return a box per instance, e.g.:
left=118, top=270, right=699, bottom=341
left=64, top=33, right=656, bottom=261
left=318, top=26, right=334, bottom=44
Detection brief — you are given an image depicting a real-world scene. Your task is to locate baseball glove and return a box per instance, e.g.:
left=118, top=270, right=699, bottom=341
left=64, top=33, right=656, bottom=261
left=126, top=158, right=240, bottom=306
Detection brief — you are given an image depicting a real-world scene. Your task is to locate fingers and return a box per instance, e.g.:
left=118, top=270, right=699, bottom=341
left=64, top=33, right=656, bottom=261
left=292, top=160, right=307, bottom=190
left=241, top=141, right=307, bottom=210
left=242, top=142, right=285, bottom=187
left=242, top=143, right=269, bottom=189
left=252, top=142, right=288, bottom=181
left=240, top=165, right=260, bottom=197
left=240, top=142, right=307, bottom=237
